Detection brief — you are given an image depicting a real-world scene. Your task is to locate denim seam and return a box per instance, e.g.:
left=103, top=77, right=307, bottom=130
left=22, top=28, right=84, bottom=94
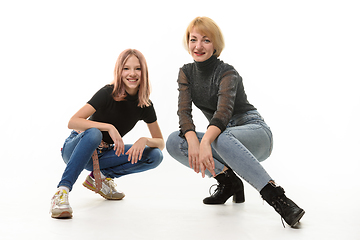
left=222, top=130, right=269, bottom=191
left=259, top=124, right=273, bottom=155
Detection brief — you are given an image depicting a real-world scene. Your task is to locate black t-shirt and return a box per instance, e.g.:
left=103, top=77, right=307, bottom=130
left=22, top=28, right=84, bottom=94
left=87, top=84, right=157, bottom=144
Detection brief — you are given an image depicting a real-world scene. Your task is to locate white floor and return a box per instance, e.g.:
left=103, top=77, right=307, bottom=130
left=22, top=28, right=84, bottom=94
left=2, top=153, right=359, bottom=240
left=1, top=1, right=360, bottom=239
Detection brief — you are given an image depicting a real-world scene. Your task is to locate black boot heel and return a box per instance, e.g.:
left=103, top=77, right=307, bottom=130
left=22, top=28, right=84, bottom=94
left=233, top=190, right=245, bottom=203
left=203, top=169, right=245, bottom=205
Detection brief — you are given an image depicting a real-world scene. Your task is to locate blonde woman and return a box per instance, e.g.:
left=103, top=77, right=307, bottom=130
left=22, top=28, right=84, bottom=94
left=51, top=49, right=164, bottom=219
left=166, top=17, right=304, bottom=227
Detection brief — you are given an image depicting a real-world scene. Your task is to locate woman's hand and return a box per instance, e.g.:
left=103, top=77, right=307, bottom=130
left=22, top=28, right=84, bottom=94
left=198, top=125, right=221, bottom=178
left=199, top=141, right=216, bottom=178
left=126, top=137, right=147, bottom=164
left=68, top=104, right=125, bottom=157
left=185, top=131, right=201, bottom=173
left=188, top=140, right=200, bottom=173
left=108, top=126, right=124, bottom=157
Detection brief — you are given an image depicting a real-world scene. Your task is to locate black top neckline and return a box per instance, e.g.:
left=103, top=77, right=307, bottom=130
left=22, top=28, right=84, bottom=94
left=194, top=55, right=218, bottom=72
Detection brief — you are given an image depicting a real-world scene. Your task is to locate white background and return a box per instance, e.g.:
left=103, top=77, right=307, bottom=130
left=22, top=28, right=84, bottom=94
left=1, top=0, right=359, bottom=239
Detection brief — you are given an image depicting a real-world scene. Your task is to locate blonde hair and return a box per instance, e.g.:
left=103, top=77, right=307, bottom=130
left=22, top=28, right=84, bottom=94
left=183, top=16, right=225, bottom=57
left=111, top=49, right=151, bottom=108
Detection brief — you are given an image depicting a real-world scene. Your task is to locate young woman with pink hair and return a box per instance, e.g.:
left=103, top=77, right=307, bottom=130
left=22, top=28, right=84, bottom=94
left=50, top=49, right=164, bottom=219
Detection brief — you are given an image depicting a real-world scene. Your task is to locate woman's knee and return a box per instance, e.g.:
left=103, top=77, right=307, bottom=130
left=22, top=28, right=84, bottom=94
left=166, top=131, right=181, bottom=154
left=214, top=128, right=271, bottom=162
left=83, top=128, right=103, bottom=146
left=147, top=148, right=163, bottom=168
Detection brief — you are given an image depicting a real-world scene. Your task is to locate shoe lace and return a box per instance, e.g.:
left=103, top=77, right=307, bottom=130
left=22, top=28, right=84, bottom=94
left=208, top=183, right=224, bottom=196
left=50, top=190, right=68, bottom=212
left=270, top=197, right=287, bottom=228
left=105, top=178, right=117, bottom=192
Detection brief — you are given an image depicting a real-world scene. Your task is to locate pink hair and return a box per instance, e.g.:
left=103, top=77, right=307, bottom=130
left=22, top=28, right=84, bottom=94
left=111, top=49, right=151, bottom=107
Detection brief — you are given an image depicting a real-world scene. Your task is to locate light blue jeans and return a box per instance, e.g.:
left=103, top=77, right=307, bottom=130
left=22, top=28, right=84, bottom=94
left=166, top=110, right=273, bottom=191
left=58, top=128, right=163, bottom=191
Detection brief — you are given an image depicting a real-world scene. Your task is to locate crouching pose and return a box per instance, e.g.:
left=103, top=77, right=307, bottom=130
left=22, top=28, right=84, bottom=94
left=51, top=49, right=164, bottom=219
left=166, top=17, right=304, bottom=227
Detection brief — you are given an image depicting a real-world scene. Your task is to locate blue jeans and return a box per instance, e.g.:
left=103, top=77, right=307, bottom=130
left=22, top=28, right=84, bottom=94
left=166, top=110, right=273, bottom=191
left=58, top=128, right=163, bottom=191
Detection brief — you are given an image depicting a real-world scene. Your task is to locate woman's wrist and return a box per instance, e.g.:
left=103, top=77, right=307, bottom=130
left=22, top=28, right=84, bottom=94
left=200, top=138, right=212, bottom=145
left=185, top=131, right=199, bottom=144
left=142, top=137, right=149, bottom=145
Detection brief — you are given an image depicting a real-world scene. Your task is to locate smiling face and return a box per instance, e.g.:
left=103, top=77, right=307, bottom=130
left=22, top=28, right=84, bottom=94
left=189, top=28, right=215, bottom=62
left=121, top=55, right=141, bottom=95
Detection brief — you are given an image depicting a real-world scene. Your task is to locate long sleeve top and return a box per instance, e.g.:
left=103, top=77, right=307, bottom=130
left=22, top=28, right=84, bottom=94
left=177, top=55, right=256, bottom=136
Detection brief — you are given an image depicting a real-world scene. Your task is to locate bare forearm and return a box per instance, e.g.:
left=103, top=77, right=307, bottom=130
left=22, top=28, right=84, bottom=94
left=143, top=137, right=165, bottom=150
left=67, top=103, right=114, bottom=132
left=68, top=117, right=113, bottom=132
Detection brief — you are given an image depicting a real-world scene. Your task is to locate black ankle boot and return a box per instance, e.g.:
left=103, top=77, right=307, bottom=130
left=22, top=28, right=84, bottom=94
left=203, top=169, right=245, bottom=204
left=260, top=183, right=305, bottom=227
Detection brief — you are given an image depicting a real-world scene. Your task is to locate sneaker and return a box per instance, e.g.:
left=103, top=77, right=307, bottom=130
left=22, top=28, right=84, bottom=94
left=83, top=175, right=125, bottom=200
left=50, top=189, right=73, bottom=219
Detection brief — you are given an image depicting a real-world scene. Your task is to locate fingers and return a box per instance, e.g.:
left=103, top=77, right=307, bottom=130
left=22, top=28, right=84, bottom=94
left=190, top=154, right=215, bottom=177
left=111, top=132, right=124, bottom=156
left=138, top=151, right=143, bottom=162
left=194, top=158, right=200, bottom=173
left=208, top=159, right=215, bottom=176
left=129, top=151, right=139, bottom=164
left=208, top=166, right=216, bottom=177
left=109, top=128, right=124, bottom=156
left=200, top=162, right=206, bottom=178
left=189, top=156, right=199, bottom=173
left=126, top=147, right=144, bottom=164
left=188, top=151, right=200, bottom=173
left=200, top=158, right=216, bottom=178
left=188, top=157, right=193, bottom=169
left=114, top=140, right=124, bottom=157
